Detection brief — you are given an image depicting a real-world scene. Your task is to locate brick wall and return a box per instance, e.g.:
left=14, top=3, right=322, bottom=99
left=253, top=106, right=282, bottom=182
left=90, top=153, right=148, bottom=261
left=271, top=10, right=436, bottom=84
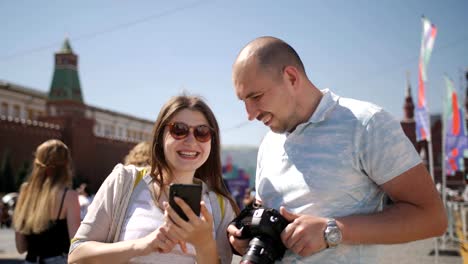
left=0, top=116, right=136, bottom=193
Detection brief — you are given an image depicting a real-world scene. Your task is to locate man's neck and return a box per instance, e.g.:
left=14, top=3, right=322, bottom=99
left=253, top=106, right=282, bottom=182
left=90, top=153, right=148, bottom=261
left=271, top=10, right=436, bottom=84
left=298, top=82, right=323, bottom=124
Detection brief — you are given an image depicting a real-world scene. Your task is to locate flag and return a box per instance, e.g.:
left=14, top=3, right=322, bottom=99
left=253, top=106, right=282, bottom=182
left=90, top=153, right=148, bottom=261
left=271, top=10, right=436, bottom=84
left=222, top=155, right=233, bottom=173
left=444, top=76, right=467, bottom=175
left=415, top=16, right=437, bottom=141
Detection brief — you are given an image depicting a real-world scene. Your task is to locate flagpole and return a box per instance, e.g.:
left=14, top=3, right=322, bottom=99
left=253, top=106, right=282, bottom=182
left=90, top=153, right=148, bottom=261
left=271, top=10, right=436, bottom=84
left=415, top=16, right=439, bottom=262
left=441, top=86, right=448, bottom=245
left=427, top=130, right=440, bottom=264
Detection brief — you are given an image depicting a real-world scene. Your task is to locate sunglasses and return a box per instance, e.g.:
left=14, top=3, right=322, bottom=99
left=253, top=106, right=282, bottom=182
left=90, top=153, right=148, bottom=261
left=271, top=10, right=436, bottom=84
left=166, top=122, right=213, bottom=143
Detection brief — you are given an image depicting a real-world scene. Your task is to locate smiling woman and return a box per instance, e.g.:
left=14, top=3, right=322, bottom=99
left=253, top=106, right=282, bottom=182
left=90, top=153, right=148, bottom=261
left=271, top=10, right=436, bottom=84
left=68, top=94, right=240, bottom=264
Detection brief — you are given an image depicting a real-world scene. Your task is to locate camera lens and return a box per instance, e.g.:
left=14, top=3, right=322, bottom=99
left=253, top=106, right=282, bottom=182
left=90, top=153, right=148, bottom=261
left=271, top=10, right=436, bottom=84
left=240, top=236, right=276, bottom=264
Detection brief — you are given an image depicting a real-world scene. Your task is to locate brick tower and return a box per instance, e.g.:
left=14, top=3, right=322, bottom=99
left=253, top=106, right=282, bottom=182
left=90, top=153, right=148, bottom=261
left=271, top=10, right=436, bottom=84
left=41, top=39, right=96, bottom=183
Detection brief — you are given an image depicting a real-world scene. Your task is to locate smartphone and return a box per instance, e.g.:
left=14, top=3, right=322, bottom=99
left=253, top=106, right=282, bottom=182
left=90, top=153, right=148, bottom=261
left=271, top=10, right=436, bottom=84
left=168, top=183, right=202, bottom=221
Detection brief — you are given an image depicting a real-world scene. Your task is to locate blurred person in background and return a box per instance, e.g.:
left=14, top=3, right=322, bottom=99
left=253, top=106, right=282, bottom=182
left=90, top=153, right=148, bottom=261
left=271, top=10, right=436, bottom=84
left=76, top=183, right=93, bottom=221
left=13, top=139, right=80, bottom=264
left=241, top=187, right=255, bottom=209
left=124, top=141, right=151, bottom=168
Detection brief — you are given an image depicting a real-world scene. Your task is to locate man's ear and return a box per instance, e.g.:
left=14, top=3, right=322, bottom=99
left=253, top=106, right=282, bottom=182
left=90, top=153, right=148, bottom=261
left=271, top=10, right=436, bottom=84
left=283, top=66, right=300, bottom=88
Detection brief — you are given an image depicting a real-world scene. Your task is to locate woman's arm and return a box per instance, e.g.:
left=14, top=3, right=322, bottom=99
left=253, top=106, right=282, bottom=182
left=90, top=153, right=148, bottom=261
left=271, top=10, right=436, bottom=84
left=66, top=190, right=82, bottom=238
left=68, top=226, right=175, bottom=264
left=15, top=231, right=27, bottom=254
left=69, top=240, right=144, bottom=264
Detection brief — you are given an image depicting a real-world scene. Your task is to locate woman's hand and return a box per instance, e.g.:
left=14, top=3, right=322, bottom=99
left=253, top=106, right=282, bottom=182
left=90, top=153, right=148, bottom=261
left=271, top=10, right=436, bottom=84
left=164, top=198, right=219, bottom=263
left=227, top=224, right=250, bottom=255
left=135, top=224, right=178, bottom=255
left=164, top=198, right=215, bottom=250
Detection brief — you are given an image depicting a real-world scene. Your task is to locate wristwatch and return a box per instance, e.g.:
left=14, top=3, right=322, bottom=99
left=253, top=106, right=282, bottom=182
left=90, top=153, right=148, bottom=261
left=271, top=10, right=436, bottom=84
left=324, top=218, right=342, bottom=248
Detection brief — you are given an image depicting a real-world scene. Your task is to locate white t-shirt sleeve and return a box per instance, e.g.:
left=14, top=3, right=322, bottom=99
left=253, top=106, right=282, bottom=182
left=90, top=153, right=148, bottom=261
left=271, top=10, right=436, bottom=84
left=360, top=110, right=422, bottom=185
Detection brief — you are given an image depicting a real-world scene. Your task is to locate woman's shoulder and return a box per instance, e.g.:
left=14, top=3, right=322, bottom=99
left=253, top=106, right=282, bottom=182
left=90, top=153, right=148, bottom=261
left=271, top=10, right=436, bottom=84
left=109, top=163, right=140, bottom=180
left=55, top=188, right=79, bottom=210
left=65, top=188, right=79, bottom=202
left=94, top=163, right=139, bottom=192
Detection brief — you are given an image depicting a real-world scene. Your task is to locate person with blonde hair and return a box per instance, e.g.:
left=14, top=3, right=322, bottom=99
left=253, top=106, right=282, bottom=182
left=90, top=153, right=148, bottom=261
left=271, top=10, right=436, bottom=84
left=124, top=141, right=151, bottom=167
left=14, top=139, right=81, bottom=263
left=69, top=94, right=240, bottom=264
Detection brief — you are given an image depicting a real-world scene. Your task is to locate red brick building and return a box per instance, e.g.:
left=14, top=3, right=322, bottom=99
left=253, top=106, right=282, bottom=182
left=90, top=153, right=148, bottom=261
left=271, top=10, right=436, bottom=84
left=0, top=40, right=153, bottom=193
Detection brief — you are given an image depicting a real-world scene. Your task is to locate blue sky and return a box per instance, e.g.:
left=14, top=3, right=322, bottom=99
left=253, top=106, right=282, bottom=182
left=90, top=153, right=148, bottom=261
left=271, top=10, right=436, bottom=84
left=1, top=0, right=467, bottom=147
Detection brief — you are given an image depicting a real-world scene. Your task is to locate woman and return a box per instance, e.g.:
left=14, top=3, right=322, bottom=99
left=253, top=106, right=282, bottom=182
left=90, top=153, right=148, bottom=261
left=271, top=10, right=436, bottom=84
left=13, top=139, right=81, bottom=263
left=123, top=141, right=151, bottom=167
left=69, top=95, right=240, bottom=264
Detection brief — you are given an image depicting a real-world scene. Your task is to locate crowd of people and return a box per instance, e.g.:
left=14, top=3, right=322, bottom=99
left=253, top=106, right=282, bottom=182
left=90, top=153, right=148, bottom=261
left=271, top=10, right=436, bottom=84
left=7, top=36, right=448, bottom=264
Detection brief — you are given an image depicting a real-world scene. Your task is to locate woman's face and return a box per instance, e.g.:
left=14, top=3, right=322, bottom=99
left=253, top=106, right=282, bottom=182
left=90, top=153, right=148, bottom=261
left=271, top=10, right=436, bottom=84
left=163, top=109, right=212, bottom=182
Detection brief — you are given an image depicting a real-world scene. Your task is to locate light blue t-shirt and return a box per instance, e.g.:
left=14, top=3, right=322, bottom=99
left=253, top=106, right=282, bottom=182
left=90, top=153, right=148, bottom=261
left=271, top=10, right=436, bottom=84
left=256, top=89, right=421, bottom=263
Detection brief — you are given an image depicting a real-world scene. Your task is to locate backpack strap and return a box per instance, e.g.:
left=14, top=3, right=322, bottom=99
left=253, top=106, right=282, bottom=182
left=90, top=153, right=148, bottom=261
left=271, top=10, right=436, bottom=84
left=208, top=191, right=225, bottom=235
left=217, top=193, right=225, bottom=220
left=133, top=167, right=147, bottom=190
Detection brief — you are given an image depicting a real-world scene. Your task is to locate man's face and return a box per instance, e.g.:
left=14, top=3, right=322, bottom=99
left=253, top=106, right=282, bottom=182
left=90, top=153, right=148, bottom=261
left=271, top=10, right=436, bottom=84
left=233, top=62, right=295, bottom=133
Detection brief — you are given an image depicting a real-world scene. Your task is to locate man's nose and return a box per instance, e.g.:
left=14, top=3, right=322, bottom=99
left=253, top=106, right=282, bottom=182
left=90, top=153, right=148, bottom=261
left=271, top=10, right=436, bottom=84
left=245, top=101, right=259, bottom=121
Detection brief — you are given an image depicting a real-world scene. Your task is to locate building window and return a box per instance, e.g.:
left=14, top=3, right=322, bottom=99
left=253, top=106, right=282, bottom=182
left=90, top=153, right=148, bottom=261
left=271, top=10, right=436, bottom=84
left=27, top=108, right=34, bottom=120
left=104, top=125, right=111, bottom=137
left=1, top=102, right=8, bottom=116
left=13, top=105, right=20, bottom=118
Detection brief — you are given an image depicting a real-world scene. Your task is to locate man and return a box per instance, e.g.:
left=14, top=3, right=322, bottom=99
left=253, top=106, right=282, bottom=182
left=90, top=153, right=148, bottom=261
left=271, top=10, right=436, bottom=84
left=227, top=36, right=447, bottom=263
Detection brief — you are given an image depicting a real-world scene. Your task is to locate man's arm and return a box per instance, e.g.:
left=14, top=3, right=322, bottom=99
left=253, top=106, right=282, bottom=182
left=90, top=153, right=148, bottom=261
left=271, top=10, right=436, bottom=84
left=339, top=163, right=447, bottom=244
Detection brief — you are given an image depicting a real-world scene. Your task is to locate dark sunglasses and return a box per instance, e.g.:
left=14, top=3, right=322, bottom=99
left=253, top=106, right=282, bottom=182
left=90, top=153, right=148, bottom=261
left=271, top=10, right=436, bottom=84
left=166, top=122, right=213, bottom=143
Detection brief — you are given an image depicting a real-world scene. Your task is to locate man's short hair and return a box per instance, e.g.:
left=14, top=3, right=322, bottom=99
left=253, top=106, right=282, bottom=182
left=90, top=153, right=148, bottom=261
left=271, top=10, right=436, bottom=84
left=254, top=39, right=306, bottom=78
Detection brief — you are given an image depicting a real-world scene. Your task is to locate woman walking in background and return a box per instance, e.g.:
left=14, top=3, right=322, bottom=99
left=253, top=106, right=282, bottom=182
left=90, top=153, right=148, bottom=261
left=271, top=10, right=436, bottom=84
left=13, top=139, right=81, bottom=263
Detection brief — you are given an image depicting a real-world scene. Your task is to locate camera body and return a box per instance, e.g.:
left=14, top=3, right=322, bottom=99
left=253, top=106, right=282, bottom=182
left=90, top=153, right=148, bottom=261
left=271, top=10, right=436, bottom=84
left=234, top=206, right=290, bottom=264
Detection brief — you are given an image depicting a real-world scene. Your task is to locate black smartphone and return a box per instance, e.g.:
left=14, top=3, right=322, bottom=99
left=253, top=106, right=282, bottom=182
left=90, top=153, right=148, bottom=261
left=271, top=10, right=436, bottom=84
left=168, top=183, right=202, bottom=221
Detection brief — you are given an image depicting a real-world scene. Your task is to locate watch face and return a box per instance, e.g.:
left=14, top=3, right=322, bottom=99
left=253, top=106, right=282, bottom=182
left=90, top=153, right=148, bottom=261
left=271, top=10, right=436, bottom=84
left=328, top=228, right=342, bottom=244
left=326, top=226, right=342, bottom=246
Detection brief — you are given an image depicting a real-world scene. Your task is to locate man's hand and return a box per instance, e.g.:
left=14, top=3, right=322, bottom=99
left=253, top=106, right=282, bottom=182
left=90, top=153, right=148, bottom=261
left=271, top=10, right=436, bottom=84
left=227, top=224, right=250, bottom=255
left=280, top=206, right=329, bottom=257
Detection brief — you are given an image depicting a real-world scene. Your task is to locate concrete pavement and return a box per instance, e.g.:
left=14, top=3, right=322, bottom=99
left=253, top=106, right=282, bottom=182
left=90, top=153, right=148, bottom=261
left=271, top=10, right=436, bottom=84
left=0, top=227, right=463, bottom=263
left=0, top=228, right=24, bottom=264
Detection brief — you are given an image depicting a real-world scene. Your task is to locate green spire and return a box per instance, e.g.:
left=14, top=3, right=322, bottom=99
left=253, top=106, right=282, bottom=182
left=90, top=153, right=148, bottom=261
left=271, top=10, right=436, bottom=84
left=48, top=39, right=84, bottom=103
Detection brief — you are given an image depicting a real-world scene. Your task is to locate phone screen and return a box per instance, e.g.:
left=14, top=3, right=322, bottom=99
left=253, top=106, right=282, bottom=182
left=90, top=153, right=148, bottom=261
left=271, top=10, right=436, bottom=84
left=168, top=183, right=202, bottom=221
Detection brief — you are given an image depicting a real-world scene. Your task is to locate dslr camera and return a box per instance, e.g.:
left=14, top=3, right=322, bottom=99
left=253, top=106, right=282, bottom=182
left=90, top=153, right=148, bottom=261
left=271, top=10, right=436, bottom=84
left=233, top=205, right=290, bottom=264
